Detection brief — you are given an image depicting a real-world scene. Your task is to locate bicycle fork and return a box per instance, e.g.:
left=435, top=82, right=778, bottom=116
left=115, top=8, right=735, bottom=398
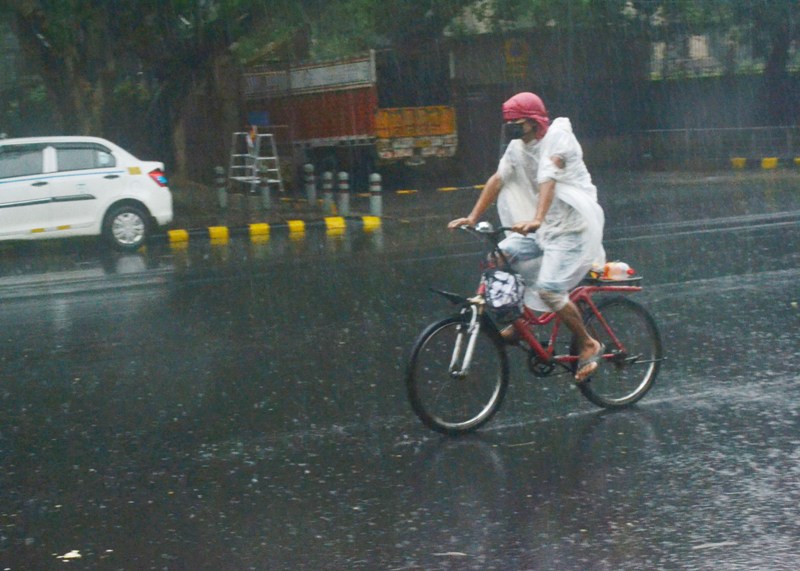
left=449, top=303, right=483, bottom=379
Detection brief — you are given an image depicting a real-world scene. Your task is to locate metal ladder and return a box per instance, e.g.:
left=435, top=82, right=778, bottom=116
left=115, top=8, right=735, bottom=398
left=228, top=129, right=284, bottom=194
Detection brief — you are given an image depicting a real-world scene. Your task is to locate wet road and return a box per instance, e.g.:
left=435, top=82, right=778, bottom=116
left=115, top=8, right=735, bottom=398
left=0, top=172, right=799, bottom=570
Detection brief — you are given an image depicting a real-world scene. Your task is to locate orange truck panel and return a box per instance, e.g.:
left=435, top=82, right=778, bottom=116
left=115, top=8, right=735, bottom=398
left=375, top=106, right=456, bottom=138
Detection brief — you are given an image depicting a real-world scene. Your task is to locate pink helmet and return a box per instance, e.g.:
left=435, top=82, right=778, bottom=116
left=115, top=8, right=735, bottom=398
left=502, top=92, right=549, bottom=130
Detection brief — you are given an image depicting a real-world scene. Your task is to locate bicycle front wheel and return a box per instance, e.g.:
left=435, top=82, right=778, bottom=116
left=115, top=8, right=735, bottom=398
left=577, top=297, right=662, bottom=409
left=406, top=315, right=509, bottom=435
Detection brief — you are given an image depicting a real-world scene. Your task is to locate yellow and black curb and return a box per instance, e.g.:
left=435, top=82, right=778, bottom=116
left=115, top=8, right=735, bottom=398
left=157, top=215, right=382, bottom=245
left=392, top=185, right=484, bottom=195
left=154, top=184, right=483, bottom=246
left=730, top=157, right=800, bottom=170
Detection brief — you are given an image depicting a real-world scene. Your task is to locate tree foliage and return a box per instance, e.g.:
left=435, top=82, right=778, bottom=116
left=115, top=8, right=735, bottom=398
left=1, top=0, right=313, bottom=175
left=3, top=0, right=119, bottom=133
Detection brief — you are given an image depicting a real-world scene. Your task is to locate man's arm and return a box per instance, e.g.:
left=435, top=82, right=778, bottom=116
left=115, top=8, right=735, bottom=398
left=533, top=178, right=555, bottom=224
left=511, top=178, right=554, bottom=234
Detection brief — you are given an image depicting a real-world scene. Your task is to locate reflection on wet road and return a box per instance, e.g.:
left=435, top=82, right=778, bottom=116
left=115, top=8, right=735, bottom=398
left=0, top=173, right=799, bottom=569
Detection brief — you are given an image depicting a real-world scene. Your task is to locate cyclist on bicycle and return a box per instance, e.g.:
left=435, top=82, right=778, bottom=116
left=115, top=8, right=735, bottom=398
left=447, top=91, right=606, bottom=382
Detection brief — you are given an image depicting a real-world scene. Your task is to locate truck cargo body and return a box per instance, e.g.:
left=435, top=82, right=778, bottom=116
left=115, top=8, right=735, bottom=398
left=243, top=50, right=457, bottom=169
left=263, top=86, right=378, bottom=146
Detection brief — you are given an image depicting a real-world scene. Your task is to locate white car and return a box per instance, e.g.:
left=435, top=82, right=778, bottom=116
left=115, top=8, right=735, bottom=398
left=0, top=136, right=173, bottom=251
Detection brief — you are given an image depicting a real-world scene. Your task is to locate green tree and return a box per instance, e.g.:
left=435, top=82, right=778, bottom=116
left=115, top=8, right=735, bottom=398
left=1, top=0, right=308, bottom=178
left=2, top=0, right=120, bottom=134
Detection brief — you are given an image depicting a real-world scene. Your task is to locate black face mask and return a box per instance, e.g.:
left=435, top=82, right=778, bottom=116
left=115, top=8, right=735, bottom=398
left=505, top=122, right=525, bottom=140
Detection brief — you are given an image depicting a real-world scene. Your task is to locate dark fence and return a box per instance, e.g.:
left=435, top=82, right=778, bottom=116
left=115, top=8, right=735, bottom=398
left=640, top=126, right=800, bottom=164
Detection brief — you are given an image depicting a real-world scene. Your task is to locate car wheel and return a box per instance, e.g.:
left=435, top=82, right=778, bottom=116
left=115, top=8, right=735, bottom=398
left=103, top=204, right=150, bottom=251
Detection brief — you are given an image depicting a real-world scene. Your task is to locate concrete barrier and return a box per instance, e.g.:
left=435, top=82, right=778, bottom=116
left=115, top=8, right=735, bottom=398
left=337, top=172, right=350, bottom=216
left=322, top=171, right=335, bottom=214
left=304, top=163, right=317, bottom=206
left=730, top=156, right=800, bottom=170
left=369, top=173, right=383, bottom=217
left=161, top=216, right=382, bottom=246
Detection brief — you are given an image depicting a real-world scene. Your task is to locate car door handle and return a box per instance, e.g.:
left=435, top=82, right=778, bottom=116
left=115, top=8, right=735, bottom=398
left=104, top=174, right=120, bottom=179
left=31, top=181, right=48, bottom=187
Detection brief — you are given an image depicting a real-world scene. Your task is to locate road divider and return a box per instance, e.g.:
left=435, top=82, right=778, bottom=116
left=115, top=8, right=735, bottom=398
left=159, top=183, right=480, bottom=246
left=730, top=157, right=800, bottom=170
left=287, top=220, right=306, bottom=234
left=393, top=184, right=482, bottom=195
left=324, top=217, right=347, bottom=231
left=159, top=215, right=382, bottom=246
left=208, top=226, right=229, bottom=240
left=437, top=185, right=484, bottom=192
left=249, top=223, right=270, bottom=237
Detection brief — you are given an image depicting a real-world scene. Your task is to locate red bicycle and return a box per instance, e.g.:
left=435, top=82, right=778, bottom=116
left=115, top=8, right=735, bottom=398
left=406, top=222, right=663, bottom=435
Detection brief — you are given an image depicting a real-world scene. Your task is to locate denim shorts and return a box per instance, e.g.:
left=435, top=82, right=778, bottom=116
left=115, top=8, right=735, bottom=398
left=499, top=232, right=584, bottom=293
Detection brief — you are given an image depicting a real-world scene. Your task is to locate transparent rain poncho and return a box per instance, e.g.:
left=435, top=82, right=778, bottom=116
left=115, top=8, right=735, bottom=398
left=496, top=117, right=606, bottom=311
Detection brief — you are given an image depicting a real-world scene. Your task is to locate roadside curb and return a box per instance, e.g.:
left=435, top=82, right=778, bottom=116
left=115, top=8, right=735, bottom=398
left=730, top=157, right=800, bottom=170
left=391, top=184, right=484, bottom=195
left=155, top=215, right=382, bottom=244
left=157, top=184, right=484, bottom=244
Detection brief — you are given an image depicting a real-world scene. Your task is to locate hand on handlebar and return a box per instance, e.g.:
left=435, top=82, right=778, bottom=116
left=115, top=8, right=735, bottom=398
left=447, top=216, right=474, bottom=229
left=511, top=220, right=541, bottom=235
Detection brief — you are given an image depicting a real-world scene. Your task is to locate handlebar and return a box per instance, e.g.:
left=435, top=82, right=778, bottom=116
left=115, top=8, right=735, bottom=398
left=456, top=222, right=517, bottom=268
left=457, top=222, right=515, bottom=243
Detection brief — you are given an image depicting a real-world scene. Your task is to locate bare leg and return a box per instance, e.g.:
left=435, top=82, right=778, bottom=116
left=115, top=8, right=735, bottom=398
left=556, top=301, right=602, bottom=381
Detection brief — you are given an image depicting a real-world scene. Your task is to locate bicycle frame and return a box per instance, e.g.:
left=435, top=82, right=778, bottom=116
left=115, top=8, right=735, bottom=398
left=442, top=223, right=644, bottom=376
left=508, top=283, right=643, bottom=366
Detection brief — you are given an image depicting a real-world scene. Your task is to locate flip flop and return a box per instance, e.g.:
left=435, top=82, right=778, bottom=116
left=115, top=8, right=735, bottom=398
left=575, top=343, right=605, bottom=384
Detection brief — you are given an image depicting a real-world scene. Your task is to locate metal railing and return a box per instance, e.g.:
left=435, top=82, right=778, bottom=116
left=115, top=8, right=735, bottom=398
left=641, top=126, right=800, bottom=163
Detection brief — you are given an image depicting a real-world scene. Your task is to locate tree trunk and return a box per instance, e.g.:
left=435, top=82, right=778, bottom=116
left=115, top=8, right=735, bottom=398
left=171, top=114, right=189, bottom=181
left=168, top=52, right=244, bottom=183
left=763, top=23, right=792, bottom=125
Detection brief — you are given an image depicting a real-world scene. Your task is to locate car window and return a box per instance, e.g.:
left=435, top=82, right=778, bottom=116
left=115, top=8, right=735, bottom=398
left=0, top=145, right=45, bottom=178
left=55, top=144, right=116, bottom=171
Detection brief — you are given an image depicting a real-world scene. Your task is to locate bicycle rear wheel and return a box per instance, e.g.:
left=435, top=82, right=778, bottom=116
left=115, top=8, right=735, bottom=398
left=406, top=315, right=508, bottom=435
left=576, top=297, right=662, bottom=408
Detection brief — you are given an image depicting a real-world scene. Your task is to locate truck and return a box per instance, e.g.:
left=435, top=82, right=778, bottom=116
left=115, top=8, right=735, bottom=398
left=242, top=48, right=457, bottom=188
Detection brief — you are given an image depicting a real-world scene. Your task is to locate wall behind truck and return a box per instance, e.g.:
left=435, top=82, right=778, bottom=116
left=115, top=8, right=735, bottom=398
left=374, top=46, right=452, bottom=108
left=448, top=30, right=649, bottom=176
left=447, top=28, right=800, bottom=172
